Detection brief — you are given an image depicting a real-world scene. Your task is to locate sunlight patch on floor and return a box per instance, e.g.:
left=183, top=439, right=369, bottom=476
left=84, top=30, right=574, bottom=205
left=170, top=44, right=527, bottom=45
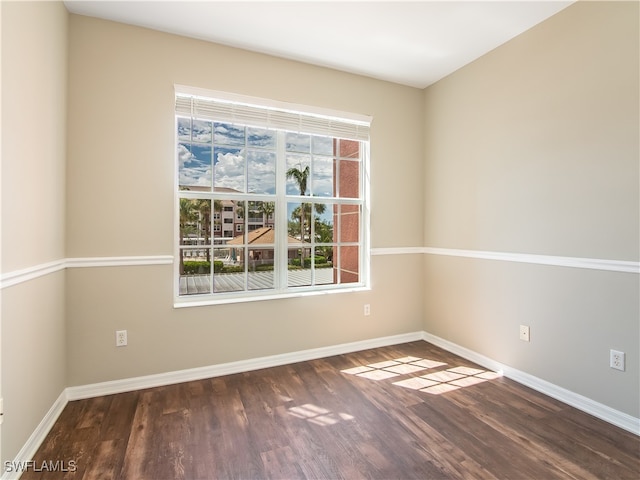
left=287, top=403, right=355, bottom=426
left=341, top=355, right=501, bottom=396
left=404, top=367, right=501, bottom=395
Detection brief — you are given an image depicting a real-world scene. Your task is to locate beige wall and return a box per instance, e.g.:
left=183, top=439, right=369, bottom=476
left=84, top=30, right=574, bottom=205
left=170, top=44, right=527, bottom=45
left=423, top=1, right=639, bottom=416
left=2, top=0, right=638, bottom=463
left=1, top=1, right=68, bottom=463
left=65, top=15, right=425, bottom=386
left=66, top=15, right=424, bottom=256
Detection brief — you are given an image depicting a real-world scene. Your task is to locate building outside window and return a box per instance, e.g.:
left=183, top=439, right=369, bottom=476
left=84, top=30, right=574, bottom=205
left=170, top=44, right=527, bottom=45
left=175, top=86, right=370, bottom=305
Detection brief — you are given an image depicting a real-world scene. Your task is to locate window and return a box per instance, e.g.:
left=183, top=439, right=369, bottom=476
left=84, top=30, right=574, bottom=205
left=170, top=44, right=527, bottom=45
left=175, top=86, right=371, bottom=305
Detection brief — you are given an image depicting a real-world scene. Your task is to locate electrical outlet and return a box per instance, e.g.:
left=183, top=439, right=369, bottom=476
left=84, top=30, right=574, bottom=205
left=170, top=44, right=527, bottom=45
left=519, top=325, right=530, bottom=342
left=610, top=349, right=625, bottom=371
left=364, top=304, right=371, bottom=316
left=116, top=330, right=128, bottom=347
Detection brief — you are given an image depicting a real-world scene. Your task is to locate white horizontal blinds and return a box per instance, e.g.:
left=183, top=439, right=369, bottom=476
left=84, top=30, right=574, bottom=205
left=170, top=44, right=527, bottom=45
left=175, top=91, right=371, bottom=141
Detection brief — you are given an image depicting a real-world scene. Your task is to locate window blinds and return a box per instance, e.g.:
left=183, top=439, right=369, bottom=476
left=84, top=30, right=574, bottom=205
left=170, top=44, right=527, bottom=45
left=175, top=86, right=371, bottom=142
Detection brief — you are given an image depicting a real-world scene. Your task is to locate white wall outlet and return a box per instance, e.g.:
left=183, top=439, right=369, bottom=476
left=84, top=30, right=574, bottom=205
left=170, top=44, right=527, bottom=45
left=364, top=304, right=371, bottom=316
left=610, top=349, right=625, bottom=371
left=519, top=325, right=530, bottom=342
left=116, top=330, right=128, bottom=347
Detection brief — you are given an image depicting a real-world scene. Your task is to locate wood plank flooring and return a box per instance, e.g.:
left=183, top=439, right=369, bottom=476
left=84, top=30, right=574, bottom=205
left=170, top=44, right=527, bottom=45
left=22, top=341, right=640, bottom=479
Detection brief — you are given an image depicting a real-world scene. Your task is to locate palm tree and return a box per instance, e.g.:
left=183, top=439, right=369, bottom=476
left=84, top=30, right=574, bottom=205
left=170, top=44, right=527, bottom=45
left=286, top=165, right=309, bottom=196
left=259, top=201, right=275, bottom=227
left=290, top=202, right=326, bottom=241
left=195, top=199, right=211, bottom=262
left=315, top=219, right=334, bottom=263
left=179, top=198, right=198, bottom=274
left=286, top=165, right=310, bottom=266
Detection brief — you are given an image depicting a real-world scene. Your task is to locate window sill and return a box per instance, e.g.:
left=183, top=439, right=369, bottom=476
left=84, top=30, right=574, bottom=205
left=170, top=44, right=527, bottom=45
left=173, top=285, right=370, bottom=308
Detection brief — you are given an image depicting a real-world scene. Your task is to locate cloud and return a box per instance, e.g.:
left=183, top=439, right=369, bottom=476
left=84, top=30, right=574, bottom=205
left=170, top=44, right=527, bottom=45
left=214, top=150, right=245, bottom=191
left=312, top=157, right=334, bottom=197
left=177, top=118, right=191, bottom=142
left=248, top=128, right=276, bottom=148
left=248, top=150, right=276, bottom=194
left=214, top=122, right=245, bottom=145
left=178, top=142, right=212, bottom=187
left=286, top=132, right=310, bottom=153
left=312, top=136, right=333, bottom=155
left=178, top=143, right=193, bottom=168
left=192, top=120, right=212, bottom=143
left=178, top=118, right=213, bottom=143
left=180, top=166, right=212, bottom=187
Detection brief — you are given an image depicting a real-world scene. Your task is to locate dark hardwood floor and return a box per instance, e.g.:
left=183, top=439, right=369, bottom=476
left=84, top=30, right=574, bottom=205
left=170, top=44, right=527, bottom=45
left=22, top=341, right=640, bottom=479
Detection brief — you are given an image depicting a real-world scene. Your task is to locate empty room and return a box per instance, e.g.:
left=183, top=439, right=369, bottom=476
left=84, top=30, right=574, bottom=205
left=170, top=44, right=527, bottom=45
left=1, top=0, right=638, bottom=478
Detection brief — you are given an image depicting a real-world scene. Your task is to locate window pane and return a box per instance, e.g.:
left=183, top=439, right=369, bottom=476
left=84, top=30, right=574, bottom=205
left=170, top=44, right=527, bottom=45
left=248, top=127, right=276, bottom=148
left=287, top=202, right=309, bottom=243
left=339, top=204, right=359, bottom=243
left=287, top=202, right=309, bottom=286
left=214, top=249, right=245, bottom=293
left=338, top=246, right=359, bottom=284
left=287, top=249, right=334, bottom=287
left=233, top=199, right=246, bottom=224
left=192, top=120, right=212, bottom=143
left=178, top=143, right=212, bottom=188
left=286, top=132, right=310, bottom=153
left=338, top=159, right=359, bottom=198
left=213, top=247, right=230, bottom=261
left=287, top=247, right=311, bottom=287
left=179, top=199, right=212, bottom=246
left=213, top=246, right=238, bottom=265
left=213, top=200, right=234, bottom=240
left=312, top=156, right=334, bottom=197
left=179, top=248, right=212, bottom=296
left=312, top=136, right=334, bottom=155
left=214, top=146, right=245, bottom=192
left=314, top=205, right=334, bottom=243
left=262, top=201, right=276, bottom=228
left=247, top=201, right=275, bottom=231
left=286, top=155, right=310, bottom=195
left=199, top=199, right=213, bottom=245
left=248, top=248, right=274, bottom=290
left=177, top=117, right=191, bottom=142
left=340, top=139, right=360, bottom=159
left=214, top=122, right=245, bottom=145
left=248, top=150, right=276, bottom=194
left=314, top=247, right=335, bottom=286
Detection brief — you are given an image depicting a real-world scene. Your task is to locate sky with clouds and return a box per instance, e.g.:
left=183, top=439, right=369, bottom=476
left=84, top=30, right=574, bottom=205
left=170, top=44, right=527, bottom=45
left=178, top=118, right=337, bottom=197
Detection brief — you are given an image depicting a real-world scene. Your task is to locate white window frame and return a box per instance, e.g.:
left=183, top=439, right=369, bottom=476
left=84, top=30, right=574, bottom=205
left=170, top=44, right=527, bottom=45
left=174, top=86, right=371, bottom=307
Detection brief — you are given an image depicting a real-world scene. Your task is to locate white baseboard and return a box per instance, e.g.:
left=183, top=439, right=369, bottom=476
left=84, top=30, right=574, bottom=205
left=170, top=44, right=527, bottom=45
left=66, top=331, right=424, bottom=400
left=1, top=391, right=68, bottom=480
left=421, top=331, right=640, bottom=436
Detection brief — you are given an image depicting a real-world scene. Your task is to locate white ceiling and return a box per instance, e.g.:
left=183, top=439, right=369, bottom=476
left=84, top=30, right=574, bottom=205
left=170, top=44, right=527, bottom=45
left=64, top=1, right=574, bottom=89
